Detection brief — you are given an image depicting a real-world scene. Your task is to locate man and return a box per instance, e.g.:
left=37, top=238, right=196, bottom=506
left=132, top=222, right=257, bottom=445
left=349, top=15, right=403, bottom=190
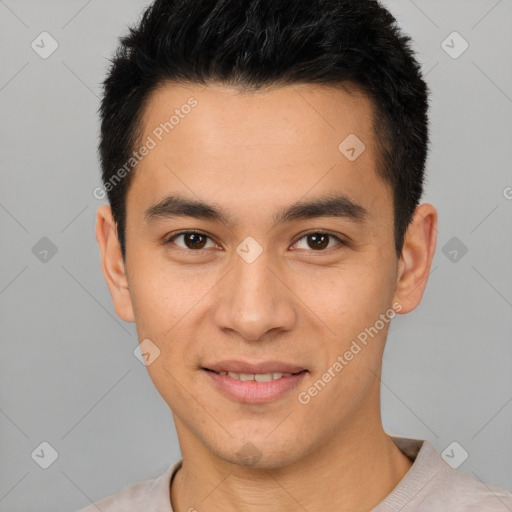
left=81, top=0, right=512, bottom=510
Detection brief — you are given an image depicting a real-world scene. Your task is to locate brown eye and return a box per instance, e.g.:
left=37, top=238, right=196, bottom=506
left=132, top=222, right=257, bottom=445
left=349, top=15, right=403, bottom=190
left=306, top=233, right=329, bottom=250
left=166, top=231, right=216, bottom=250
left=293, top=232, right=344, bottom=251
left=183, top=233, right=207, bottom=249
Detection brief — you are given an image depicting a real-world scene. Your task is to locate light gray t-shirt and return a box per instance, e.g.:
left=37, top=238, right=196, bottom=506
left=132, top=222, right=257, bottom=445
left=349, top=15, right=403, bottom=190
left=77, top=436, right=512, bottom=511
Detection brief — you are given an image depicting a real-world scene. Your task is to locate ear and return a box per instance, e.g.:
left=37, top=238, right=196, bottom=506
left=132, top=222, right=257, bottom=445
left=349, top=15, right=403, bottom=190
left=393, top=203, right=438, bottom=314
left=95, top=205, right=135, bottom=323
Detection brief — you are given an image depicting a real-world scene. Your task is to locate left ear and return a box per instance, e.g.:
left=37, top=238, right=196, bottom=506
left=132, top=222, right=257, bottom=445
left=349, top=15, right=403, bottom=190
left=393, top=203, right=438, bottom=314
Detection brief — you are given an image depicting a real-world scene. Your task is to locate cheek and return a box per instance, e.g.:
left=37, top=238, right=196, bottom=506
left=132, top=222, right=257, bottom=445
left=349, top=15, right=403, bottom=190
left=128, top=277, right=195, bottom=381
left=294, top=263, right=387, bottom=333
left=129, top=258, right=190, bottom=333
left=297, top=262, right=394, bottom=379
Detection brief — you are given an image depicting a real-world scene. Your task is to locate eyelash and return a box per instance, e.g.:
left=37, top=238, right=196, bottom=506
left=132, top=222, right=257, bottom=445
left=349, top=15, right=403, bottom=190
left=163, top=230, right=347, bottom=253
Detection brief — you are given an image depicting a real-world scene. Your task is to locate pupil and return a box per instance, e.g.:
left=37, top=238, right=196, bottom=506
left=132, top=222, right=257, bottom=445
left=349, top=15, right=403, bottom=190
left=186, top=233, right=206, bottom=249
left=308, top=234, right=328, bottom=250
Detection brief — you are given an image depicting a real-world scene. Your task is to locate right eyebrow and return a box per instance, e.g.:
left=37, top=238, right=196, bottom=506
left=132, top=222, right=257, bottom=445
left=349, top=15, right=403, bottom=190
left=144, top=194, right=231, bottom=225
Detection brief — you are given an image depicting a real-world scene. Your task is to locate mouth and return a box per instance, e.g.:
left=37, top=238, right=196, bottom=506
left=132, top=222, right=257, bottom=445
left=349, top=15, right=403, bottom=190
left=203, top=368, right=307, bottom=382
left=201, top=361, right=309, bottom=404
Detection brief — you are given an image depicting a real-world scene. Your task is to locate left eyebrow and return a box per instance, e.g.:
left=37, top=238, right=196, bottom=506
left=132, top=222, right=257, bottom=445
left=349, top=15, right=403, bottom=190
left=271, top=193, right=370, bottom=226
left=143, top=192, right=370, bottom=228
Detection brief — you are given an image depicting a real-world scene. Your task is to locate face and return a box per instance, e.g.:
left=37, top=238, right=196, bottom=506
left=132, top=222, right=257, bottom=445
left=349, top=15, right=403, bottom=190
left=97, top=82, right=436, bottom=468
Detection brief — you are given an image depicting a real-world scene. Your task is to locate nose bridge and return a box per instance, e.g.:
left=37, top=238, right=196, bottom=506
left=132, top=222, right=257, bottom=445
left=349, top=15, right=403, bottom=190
left=213, top=248, right=296, bottom=340
left=234, top=250, right=274, bottom=307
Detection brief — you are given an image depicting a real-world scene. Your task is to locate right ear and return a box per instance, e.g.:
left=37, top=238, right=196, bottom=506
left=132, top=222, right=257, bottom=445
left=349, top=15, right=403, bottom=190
left=95, top=205, right=135, bottom=323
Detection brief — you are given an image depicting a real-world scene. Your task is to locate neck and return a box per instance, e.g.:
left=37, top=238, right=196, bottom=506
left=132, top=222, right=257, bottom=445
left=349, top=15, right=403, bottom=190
left=170, top=388, right=413, bottom=512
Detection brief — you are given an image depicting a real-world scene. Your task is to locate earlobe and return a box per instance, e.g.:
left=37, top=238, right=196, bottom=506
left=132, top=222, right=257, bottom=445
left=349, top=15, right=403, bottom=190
left=392, top=203, right=438, bottom=314
left=95, top=205, right=135, bottom=323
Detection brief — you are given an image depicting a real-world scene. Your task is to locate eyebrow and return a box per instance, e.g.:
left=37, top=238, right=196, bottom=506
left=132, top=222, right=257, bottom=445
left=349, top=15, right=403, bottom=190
left=143, top=193, right=370, bottom=228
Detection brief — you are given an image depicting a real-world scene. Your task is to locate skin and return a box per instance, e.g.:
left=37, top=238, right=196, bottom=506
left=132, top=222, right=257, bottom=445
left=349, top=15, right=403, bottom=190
left=96, top=82, right=437, bottom=512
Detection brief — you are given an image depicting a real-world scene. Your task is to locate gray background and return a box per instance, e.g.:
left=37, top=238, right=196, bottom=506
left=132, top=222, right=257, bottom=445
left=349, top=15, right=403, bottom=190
left=0, top=1, right=511, bottom=511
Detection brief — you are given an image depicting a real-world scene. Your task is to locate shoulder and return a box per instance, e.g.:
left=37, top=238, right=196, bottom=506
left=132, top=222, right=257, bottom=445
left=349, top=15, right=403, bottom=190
left=422, top=444, right=512, bottom=510
left=432, top=469, right=512, bottom=510
left=75, top=461, right=181, bottom=512
left=76, top=477, right=156, bottom=512
left=381, top=437, right=512, bottom=511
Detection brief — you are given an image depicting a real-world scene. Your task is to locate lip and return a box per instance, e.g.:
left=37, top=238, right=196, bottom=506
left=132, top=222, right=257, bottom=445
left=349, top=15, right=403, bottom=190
left=203, top=368, right=308, bottom=404
left=203, top=360, right=307, bottom=374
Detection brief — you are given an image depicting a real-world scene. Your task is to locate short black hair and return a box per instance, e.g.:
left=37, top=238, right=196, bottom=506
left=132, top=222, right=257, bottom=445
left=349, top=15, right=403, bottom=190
left=98, top=0, right=430, bottom=260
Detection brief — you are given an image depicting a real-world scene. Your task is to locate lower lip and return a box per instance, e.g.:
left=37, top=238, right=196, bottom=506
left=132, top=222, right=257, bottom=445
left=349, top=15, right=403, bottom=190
left=203, top=369, right=308, bottom=404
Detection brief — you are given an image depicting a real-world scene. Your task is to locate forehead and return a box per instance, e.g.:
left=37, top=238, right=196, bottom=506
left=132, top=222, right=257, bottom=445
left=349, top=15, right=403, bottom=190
left=128, top=82, right=392, bottom=228
left=139, top=81, right=375, bottom=158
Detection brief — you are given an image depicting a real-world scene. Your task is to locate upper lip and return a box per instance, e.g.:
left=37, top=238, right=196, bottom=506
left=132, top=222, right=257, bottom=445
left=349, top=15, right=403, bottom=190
left=203, top=360, right=307, bottom=374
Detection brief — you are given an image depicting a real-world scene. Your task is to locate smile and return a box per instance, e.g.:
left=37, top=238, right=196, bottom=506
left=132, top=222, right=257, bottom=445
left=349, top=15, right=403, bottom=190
left=203, top=368, right=308, bottom=404
left=210, top=370, right=298, bottom=381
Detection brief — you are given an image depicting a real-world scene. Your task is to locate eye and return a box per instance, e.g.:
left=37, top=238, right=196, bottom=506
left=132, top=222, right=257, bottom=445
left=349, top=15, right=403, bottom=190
left=164, top=230, right=346, bottom=252
left=165, top=230, right=217, bottom=250
left=291, top=232, right=345, bottom=251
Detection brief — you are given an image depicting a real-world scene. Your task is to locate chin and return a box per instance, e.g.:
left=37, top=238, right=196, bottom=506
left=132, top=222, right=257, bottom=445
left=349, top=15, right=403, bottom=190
left=210, top=436, right=307, bottom=470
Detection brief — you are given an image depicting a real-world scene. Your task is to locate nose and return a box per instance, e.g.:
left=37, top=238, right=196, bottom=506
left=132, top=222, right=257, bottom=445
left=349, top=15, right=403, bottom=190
left=213, top=250, right=297, bottom=342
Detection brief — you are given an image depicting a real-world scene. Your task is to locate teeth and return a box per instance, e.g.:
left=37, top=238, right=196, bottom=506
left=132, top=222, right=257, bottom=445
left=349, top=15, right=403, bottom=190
left=255, top=373, right=273, bottom=382
left=220, top=371, right=294, bottom=381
